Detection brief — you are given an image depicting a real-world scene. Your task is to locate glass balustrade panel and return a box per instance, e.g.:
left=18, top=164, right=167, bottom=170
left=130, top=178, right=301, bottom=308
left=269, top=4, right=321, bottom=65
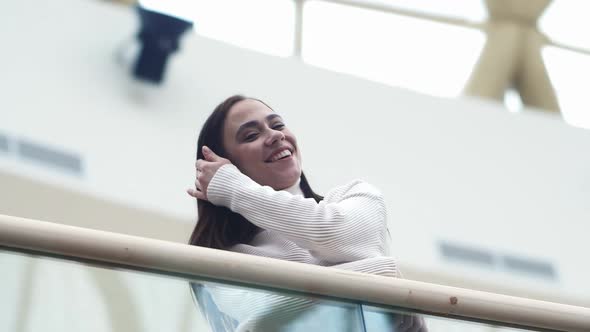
left=0, top=249, right=554, bottom=332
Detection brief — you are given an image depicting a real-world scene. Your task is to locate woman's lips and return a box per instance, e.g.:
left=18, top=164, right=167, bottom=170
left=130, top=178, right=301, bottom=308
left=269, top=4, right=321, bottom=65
left=265, top=148, right=293, bottom=162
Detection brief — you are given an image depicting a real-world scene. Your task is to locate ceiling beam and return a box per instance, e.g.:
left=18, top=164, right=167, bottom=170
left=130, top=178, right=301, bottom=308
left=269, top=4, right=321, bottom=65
left=465, top=0, right=559, bottom=112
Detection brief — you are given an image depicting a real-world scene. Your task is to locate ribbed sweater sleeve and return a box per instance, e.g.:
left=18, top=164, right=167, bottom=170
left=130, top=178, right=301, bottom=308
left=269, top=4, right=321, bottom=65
left=207, top=164, right=388, bottom=263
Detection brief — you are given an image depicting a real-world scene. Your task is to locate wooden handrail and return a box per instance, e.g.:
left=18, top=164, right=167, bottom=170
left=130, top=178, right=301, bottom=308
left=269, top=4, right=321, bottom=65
left=0, top=214, right=589, bottom=331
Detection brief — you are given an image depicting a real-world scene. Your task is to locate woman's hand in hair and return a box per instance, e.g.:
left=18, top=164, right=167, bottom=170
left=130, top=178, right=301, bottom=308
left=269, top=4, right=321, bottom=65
left=187, top=146, right=232, bottom=201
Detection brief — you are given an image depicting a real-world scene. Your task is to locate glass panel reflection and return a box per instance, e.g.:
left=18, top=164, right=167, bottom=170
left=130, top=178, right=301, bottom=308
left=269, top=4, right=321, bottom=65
left=192, top=282, right=364, bottom=332
left=362, top=305, right=533, bottom=332
left=0, top=249, right=551, bottom=332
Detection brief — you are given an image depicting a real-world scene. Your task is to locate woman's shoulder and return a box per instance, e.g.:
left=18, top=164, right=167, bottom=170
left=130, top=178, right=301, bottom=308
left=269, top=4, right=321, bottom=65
left=323, top=179, right=384, bottom=202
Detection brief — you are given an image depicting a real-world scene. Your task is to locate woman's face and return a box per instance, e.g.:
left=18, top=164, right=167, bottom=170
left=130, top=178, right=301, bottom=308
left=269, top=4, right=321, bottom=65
left=222, top=99, right=302, bottom=190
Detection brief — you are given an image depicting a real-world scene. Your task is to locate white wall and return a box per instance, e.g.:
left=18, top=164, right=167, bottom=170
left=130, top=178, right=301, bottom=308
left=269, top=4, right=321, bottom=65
left=1, top=0, right=590, bottom=326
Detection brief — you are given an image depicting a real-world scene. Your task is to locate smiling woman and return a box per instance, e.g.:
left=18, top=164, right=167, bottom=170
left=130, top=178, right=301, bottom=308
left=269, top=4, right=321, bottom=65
left=186, top=95, right=427, bottom=331
left=187, top=95, right=323, bottom=250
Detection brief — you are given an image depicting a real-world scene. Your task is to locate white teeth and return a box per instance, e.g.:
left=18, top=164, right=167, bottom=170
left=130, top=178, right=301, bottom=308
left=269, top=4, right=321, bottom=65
left=270, top=149, right=292, bottom=162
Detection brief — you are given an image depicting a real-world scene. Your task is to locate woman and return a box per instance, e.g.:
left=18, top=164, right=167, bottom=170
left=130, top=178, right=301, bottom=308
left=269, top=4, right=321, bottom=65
left=187, top=95, right=426, bottom=331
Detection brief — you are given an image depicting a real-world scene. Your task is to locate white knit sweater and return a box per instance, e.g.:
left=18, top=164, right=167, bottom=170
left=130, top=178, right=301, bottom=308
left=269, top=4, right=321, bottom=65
left=200, top=164, right=400, bottom=331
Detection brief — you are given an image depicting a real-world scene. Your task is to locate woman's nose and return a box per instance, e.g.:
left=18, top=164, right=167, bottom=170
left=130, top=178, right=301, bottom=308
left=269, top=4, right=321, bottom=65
left=265, top=129, right=285, bottom=146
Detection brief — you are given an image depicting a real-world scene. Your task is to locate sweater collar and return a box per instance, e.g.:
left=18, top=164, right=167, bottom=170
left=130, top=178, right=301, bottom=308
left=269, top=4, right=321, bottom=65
left=284, top=178, right=303, bottom=196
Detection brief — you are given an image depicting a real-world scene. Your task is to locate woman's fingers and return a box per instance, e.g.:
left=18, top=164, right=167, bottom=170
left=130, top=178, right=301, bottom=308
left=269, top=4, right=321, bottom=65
left=195, top=159, right=204, bottom=170
left=187, top=187, right=208, bottom=201
left=190, top=147, right=232, bottom=202
left=194, top=190, right=207, bottom=200
left=187, top=175, right=208, bottom=201
left=195, top=159, right=215, bottom=176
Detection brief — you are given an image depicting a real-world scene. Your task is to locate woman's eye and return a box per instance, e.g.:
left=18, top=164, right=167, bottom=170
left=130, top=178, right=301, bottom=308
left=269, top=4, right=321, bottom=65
left=272, top=123, right=285, bottom=130
left=245, top=133, right=258, bottom=141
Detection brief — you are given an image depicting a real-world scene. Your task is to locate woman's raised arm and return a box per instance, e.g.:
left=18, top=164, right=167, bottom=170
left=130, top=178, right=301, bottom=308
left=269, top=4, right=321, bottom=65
left=205, top=164, right=389, bottom=263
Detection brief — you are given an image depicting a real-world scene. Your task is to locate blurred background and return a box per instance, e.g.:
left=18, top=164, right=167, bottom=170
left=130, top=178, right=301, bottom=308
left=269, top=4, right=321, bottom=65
left=1, top=0, right=589, bottom=331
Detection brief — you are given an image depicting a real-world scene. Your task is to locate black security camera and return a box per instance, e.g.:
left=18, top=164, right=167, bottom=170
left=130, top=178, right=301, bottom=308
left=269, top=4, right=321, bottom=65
left=133, top=6, right=193, bottom=84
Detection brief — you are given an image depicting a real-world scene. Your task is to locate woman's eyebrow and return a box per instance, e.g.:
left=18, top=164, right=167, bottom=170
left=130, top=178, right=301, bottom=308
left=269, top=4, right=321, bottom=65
left=266, top=114, right=282, bottom=122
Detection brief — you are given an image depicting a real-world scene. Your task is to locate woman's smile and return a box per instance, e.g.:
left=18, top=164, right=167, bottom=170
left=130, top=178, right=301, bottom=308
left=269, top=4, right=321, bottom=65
left=265, top=147, right=293, bottom=163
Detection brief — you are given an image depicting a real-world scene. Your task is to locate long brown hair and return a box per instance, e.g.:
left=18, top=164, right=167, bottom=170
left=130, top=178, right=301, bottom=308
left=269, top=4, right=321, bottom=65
left=188, top=95, right=323, bottom=250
